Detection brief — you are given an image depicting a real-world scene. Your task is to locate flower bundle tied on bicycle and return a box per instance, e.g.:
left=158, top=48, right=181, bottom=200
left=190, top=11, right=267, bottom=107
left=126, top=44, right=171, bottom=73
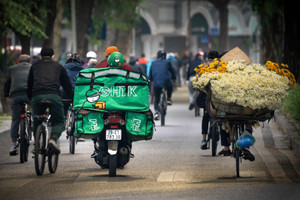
left=192, top=46, right=296, bottom=123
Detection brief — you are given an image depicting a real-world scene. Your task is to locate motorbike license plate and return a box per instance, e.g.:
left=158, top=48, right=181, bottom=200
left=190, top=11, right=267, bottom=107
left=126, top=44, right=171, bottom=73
left=106, top=129, right=122, bottom=140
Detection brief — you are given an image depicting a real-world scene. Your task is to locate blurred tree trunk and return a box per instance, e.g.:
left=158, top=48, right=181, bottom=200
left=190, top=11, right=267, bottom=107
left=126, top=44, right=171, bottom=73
left=118, top=29, right=133, bottom=58
left=75, top=0, right=95, bottom=58
left=53, top=0, right=64, bottom=61
left=42, top=0, right=57, bottom=49
left=209, top=0, right=230, bottom=52
left=284, top=1, right=300, bottom=83
left=17, top=34, right=31, bottom=54
left=0, top=71, right=10, bottom=114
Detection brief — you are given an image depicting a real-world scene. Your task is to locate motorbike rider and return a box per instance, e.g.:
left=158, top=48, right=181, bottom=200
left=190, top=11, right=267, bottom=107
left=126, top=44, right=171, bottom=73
left=95, top=46, right=133, bottom=71
left=83, top=51, right=97, bottom=68
left=149, top=50, right=176, bottom=120
left=91, top=51, right=133, bottom=160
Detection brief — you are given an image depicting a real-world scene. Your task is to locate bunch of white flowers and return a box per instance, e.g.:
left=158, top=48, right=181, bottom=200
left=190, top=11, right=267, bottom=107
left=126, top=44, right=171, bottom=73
left=192, top=60, right=290, bottom=110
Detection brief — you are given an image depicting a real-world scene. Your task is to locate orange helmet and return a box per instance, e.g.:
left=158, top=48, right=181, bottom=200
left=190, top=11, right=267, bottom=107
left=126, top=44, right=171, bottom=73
left=105, top=46, right=119, bottom=57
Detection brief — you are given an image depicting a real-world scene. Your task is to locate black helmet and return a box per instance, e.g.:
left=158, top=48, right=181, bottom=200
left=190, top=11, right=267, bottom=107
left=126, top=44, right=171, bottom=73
left=157, top=50, right=167, bottom=59
left=66, top=52, right=81, bottom=63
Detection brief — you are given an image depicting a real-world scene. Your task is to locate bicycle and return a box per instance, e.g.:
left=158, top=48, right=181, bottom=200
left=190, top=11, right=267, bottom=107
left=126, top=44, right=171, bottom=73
left=63, top=99, right=76, bottom=154
left=19, top=103, right=32, bottom=163
left=159, top=88, right=168, bottom=126
left=34, top=100, right=59, bottom=176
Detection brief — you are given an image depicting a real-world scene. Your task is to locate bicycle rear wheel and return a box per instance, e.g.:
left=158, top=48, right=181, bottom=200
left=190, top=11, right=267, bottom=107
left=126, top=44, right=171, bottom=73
left=48, top=152, right=59, bottom=174
left=210, top=123, right=218, bottom=157
left=27, top=115, right=33, bottom=141
left=35, top=125, right=46, bottom=176
left=69, top=136, right=75, bottom=154
left=234, top=125, right=241, bottom=177
left=160, top=92, right=167, bottom=126
left=66, top=110, right=75, bottom=154
left=19, top=118, right=28, bottom=163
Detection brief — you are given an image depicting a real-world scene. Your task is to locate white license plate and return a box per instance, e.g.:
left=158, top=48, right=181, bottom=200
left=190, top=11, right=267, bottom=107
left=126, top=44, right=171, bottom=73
left=106, top=129, right=122, bottom=140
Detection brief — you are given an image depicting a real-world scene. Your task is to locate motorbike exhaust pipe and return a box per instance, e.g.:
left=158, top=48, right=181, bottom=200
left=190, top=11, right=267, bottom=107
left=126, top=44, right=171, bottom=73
left=119, top=147, right=128, bottom=155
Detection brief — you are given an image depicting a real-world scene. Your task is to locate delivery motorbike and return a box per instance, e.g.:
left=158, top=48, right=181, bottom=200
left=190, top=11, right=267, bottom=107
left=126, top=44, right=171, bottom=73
left=91, top=111, right=131, bottom=177
left=73, top=68, right=154, bottom=177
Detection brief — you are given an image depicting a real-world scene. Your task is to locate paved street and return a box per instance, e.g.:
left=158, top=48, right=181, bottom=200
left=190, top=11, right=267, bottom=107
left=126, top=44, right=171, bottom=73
left=0, top=86, right=299, bottom=199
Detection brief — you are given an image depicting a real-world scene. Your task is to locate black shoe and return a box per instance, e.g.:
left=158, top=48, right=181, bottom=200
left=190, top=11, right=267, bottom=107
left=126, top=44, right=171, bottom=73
left=189, top=103, right=195, bottom=110
left=242, top=148, right=255, bottom=161
left=91, top=151, right=97, bottom=158
left=9, top=144, right=18, bottom=156
left=200, top=140, right=208, bottom=150
left=218, top=149, right=232, bottom=156
left=154, top=113, right=159, bottom=120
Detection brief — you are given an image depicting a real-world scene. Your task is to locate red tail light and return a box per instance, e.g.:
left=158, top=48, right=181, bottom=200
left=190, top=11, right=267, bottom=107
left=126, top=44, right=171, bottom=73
left=110, top=125, right=118, bottom=129
left=108, top=116, right=121, bottom=123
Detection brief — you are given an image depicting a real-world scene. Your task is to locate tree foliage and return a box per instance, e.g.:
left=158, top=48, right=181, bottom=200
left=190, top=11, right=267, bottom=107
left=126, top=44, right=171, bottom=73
left=87, top=0, right=143, bottom=53
left=0, top=0, right=46, bottom=39
left=244, top=0, right=299, bottom=82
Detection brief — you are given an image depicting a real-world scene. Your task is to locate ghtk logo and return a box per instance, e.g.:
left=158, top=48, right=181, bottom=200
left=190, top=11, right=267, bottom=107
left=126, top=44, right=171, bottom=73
left=100, top=86, right=137, bottom=97
left=131, top=119, right=141, bottom=132
left=89, top=119, right=100, bottom=131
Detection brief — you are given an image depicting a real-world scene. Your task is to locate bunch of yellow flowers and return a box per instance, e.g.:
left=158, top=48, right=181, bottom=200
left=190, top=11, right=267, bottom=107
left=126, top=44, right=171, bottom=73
left=194, top=58, right=227, bottom=77
left=266, top=61, right=296, bottom=87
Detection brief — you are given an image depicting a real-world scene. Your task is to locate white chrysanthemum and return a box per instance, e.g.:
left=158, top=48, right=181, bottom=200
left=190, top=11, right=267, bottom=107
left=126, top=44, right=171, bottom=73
left=192, top=60, right=290, bottom=110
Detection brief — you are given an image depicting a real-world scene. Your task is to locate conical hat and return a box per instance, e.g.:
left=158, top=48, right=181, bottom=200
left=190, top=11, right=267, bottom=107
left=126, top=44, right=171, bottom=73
left=220, top=47, right=252, bottom=64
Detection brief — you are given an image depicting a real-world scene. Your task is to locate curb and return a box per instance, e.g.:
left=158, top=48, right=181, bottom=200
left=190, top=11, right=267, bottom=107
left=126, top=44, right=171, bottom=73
left=0, top=120, right=11, bottom=135
left=274, top=110, right=300, bottom=156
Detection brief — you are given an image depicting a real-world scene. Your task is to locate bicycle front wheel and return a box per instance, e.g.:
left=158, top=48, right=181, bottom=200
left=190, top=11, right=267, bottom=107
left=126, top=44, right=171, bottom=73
left=35, top=125, right=46, bottom=176
left=48, top=152, right=59, bottom=174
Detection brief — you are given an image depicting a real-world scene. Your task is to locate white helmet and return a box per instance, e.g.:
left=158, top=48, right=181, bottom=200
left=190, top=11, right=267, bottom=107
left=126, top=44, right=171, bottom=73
left=86, top=51, right=97, bottom=58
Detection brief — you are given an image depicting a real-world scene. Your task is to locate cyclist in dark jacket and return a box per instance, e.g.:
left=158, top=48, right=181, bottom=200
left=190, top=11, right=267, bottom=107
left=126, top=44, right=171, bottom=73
left=4, top=54, right=31, bottom=155
left=27, top=47, right=73, bottom=154
left=64, top=52, right=83, bottom=88
left=149, top=50, right=176, bottom=120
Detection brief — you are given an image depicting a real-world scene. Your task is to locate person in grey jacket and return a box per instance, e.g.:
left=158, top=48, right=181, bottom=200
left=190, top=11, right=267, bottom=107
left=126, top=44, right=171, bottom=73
left=4, top=54, right=31, bottom=156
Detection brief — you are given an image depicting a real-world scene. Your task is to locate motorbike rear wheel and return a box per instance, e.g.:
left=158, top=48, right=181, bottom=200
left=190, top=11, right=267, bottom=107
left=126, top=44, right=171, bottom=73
left=109, top=154, right=117, bottom=177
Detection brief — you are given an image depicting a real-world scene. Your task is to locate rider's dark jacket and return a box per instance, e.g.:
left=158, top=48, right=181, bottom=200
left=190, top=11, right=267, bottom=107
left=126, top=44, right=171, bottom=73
left=149, top=58, right=176, bottom=88
left=4, top=62, right=31, bottom=97
left=64, top=61, right=83, bottom=88
left=27, top=57, right=73, bottom=99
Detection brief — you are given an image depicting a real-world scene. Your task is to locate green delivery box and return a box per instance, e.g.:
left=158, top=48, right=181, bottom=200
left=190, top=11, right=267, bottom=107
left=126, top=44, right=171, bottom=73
left=73, top=68, right=150, bottom=112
